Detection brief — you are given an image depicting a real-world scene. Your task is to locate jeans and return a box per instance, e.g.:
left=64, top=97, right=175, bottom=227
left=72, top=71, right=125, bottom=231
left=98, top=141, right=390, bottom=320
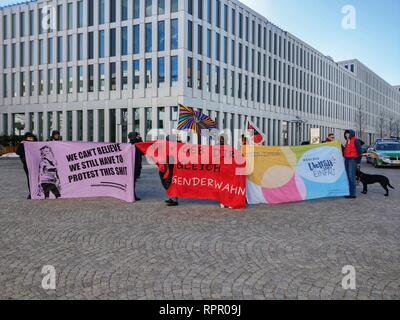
left=345, top=158, right=357, bottom=197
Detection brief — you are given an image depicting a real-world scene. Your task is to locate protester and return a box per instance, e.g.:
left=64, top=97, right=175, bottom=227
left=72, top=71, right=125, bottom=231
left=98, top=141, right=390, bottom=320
left=128, top=132, right=143, bottom=201
left=323, top=133, right=335, bottom=143
left=218, top=135, right=232, bottom=209
left=161, top=135, right=178, bottom=207
left=16, top=132, right=35, bottom=199
left=48, top=130, right=62, bottom=141
left=343, top=129, right=363, bottom=199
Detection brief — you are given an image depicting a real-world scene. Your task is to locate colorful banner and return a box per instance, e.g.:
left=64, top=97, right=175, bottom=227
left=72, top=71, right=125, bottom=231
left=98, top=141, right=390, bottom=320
left=25, top=142, right=135, bottom=203
left=245, top=141, right=349, bottom=204
left=136, top=141, right=247, bottom=209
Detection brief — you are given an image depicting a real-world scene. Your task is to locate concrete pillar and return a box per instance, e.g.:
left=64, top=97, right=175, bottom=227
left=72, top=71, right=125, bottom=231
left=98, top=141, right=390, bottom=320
left=139, top=107, right=145, bottom=141
left=24, top=112, right=30, bottom=133
left=83, top=108, right=88, bottom=141
left=93, top=109, right=99, bottom=142
left=61, top=110, right=67, bottom=141
left=52, top=111, right=58, bottom=131
left=33, top=112, right=39, bottom=137
left=104, top=109, right=110, bottom=142
left=115, top=108, right=122, bottom=142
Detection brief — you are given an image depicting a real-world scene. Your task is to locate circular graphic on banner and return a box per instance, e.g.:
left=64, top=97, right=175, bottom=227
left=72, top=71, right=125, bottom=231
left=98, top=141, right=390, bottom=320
left=297, top=147, right=344, bottom=183
left=262, top=165, right=294, bottom=189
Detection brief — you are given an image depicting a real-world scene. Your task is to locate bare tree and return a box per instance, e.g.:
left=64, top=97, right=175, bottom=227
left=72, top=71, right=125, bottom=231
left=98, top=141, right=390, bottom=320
left=355, top=105, right=366, bottom=140
left=387, top=115, right=396, bottom=138
left=376, top=110, right=386, bottom=139
left=394, top=118, right=400, bottom=139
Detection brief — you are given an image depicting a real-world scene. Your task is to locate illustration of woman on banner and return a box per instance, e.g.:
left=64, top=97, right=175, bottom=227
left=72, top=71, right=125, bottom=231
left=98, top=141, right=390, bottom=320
left=37, top=146, right=61, bottom=199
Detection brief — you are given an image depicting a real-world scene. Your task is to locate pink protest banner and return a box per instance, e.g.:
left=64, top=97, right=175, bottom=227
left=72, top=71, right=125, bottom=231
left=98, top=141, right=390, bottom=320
left=24, top=142, right=135, bottom=203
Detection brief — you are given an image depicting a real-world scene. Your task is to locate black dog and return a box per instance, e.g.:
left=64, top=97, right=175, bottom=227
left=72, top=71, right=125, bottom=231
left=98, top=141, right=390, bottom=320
left=357, top=171, right=395, bottom=197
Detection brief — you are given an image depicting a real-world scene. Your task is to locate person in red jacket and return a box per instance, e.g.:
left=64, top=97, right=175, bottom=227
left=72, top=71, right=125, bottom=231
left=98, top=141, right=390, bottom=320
left=343, top=129, right=363, bottom=199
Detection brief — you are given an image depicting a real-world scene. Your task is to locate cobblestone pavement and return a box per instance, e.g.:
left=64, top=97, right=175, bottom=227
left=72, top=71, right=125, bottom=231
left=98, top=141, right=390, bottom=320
left=0, top=159, right=399, bottom=300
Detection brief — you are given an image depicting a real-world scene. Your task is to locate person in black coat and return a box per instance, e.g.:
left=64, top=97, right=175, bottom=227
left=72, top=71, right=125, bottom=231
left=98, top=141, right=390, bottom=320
left=16, top=132, right=35, bottom=199
left=128, top=132, right=143, bottom=201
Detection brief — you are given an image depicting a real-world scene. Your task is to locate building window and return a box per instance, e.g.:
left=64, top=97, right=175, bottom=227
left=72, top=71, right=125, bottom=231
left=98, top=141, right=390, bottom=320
left=207, top=0, right=212, bottom=23
left=88, top=0, right=94, bottom=26
left=20, top=72, right=25, bottom=97
left=133, top=60, right=140, bottom=89
left=198, top=0, right=203, bottom=19
left=11, top=14, right=16, bottom=38
left=3, top=15, right=8, bottom=39
left=29, top=41, right=35, bottom=65
left=57, top=68, right=63, bottom=94
left=171, top=19, right=178, bottom=50
left=198, top=25, right=203, bottom=55
left=171, top=0, right=179, bottom=13
left=207, top=29, right=211, bottom=58
left=20, top=12, right=25, bottom=37
left=57, top=36, right=63, bottom=63
left=39, top=39, right=44, bottom=64
left=88, top=65, right=94, bottom=92
left=215, top=66, right=220, bottom=94
left=78, top=66, right=84, bottom=93
left=78, top=1, right=84, bottom=28
left=188, top=21, right=193, bottom=52
left=3, top=45, right=7, bottom=68
left=67, top=2, right=73, bottom=29
left=145, top=107, right=152, bottom=135
left=224, top=4, right=228, bottom=32
left=110, top=0, right=117, bottom=23
left=197, top=60, right=202, bottom=90
left=99, top=0, right=105, bottom=24
left=39, top=70, right=44, bottom=96
left=145, top=58, right=152, bottom=88
left=171, top=56, right=178, bottom=86
left=88, top=32, right=94, bottom=59
left=158, top=57, right=165, bottom=87
left=121, top=61, right=128, bottom=90
left=48, top=69, right=53, bottom=95
left=77, top=34, right=84, bottom=60
left=11, top=44, right=16, bottom=68
left=158, top=0, right=165, bottom=15
left=48, top=38, right=53, bottom=64
left=99, top=63, right=105, bottom=91
left=11, top=73, right=16, bottom=97
left=67, top=35, right=73, bottom=61
left=110, top=28, right=116, bottom=56
left=110, top=62, right=116, bottom=91
left=133, top=25, right=140, bottom=54
left=215, top=33, right=220, bottom=61
left=133, top=0, right=140, bottom=19
left=20, top=43, right=25, bottom=66
left=215, top=0, right=220, bottom=28
left=158, top=21, right=165, bottom=51
left=2, top=74, right=7, bottom=97
left=187, top=57, right=193, bottom=88
left=67, top=67, right=73, bottom=93
left=121, top=27, right=128, bottom=55
left=121, top=0, right=128, bottom=20
left=29, top=11, right=34, bottom=36
left=145, top=23, right=152, bottom=53
left=145, top=0, right=152, bottom=17
left=206, top=63, right=211, bottom=92
left=55, top=5, right=62, bottom=31
left=99, top=30, right=105, bottom=58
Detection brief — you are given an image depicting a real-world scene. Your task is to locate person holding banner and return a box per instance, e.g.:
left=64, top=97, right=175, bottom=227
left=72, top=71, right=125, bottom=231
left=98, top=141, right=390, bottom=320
left=129, top=132, right=143, bottom=201
left=343, top=129, right=363, bottom=199
left=16, top=132, right=36, bottom=199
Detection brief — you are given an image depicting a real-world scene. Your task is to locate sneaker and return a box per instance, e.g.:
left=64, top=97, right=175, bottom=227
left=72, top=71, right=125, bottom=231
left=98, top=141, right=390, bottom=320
left=165, top=199, right=174, bottom=204
left=135, top=197, right=141, bottom=201
left=167, top=201, right=179, bottom=207
left=345, top=196, right=356, bottom=199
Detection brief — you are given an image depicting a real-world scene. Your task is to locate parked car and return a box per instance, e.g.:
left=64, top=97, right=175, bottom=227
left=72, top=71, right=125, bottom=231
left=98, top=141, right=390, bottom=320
left=366, top=141, right=400, bottom=167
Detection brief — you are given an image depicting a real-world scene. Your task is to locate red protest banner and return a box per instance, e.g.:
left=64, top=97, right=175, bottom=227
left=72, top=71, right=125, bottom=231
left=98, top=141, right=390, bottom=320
left=136, top=141, right=247, bottom=209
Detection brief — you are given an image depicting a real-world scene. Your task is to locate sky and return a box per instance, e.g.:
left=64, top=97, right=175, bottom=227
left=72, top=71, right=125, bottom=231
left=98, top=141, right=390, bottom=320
left=1, top=0, right=399, bottom=85
left=241, top=0, right=400, bottom=86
